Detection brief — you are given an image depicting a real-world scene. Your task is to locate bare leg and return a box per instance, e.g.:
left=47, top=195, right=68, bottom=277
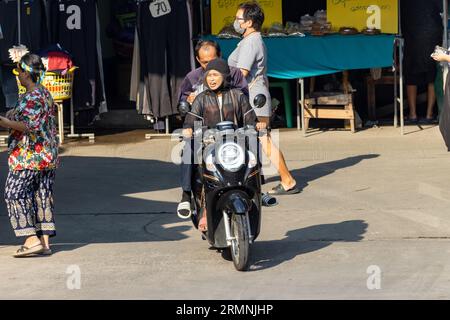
left=257, top=117, right=296, bottom=190
left=426, top=82, right=436, bottom=119
left=260, top=137, right=296, bottom=190
left=40, top=235, right=50, bottom=249
left=407, top=85, right=418, bottom=120
left=24, top=235, right=41, bottom=248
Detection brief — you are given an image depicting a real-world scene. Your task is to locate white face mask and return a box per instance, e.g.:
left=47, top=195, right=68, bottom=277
left=233, top=19, right=246, bottom=34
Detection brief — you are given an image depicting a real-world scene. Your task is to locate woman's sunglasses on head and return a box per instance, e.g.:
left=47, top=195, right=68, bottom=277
left=13, top=62, right=32, bottom=76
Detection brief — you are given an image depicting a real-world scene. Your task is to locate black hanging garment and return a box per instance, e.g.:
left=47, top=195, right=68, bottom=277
left=0, top=0, right=49, bottom=64
left=401, top=0, right=443, bottom=85
left=0, top=0, right=48, bottom=108
left=440, top=71, right=450, bottom=151
left=137, top=0, right=193, bottom=118
left=48, top=0, right=105, bottom=114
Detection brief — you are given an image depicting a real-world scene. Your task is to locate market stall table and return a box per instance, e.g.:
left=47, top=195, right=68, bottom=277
left=213, top=34, right=404, bottom=134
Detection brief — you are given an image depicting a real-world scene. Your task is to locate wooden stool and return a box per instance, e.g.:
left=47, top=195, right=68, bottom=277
left=303, top=71, right=356, bottom=133
left=304, top=92, right=356, bottom=133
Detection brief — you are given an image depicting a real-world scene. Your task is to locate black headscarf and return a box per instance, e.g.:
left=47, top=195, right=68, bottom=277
left=204, top=58, right=232, bottom=92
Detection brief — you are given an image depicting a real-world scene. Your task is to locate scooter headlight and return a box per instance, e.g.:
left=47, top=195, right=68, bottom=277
left=217, top=142, right=245, bottom=172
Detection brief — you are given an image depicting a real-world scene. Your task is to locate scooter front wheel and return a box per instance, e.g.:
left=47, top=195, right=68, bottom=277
left=230, top=213, right=250, bottom=271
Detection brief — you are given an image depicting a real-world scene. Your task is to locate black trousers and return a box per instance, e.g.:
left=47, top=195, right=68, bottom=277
left=180, top=139, right=199, bottom=193
left=137, top=0, right=192, bottom=117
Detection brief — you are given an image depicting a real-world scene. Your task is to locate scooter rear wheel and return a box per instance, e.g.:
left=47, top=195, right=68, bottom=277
left=230, top=214, right=250, bottom=271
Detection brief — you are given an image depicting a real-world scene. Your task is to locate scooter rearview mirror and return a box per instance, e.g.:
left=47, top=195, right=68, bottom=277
left=178, top=101, right=191, bottom=117
left=253, top=94, right=267, bottom=109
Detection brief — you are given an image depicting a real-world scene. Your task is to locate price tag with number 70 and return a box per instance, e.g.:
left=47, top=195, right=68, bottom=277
left=149, top=0, right=171, bottom=18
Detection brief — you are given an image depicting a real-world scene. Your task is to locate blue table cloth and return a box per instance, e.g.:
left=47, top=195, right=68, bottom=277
left=212, top=34, right=396, bottom=79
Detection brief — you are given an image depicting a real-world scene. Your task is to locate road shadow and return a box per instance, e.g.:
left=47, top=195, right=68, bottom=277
left=266, top=154, right=380, bottom=192
left=249, top=220, right=368, bottom=271
left=0, top=153, right=191, bottom=252
left=0, top=153, right=373, bottom=258
left=403, top=124, right=439, bottom=136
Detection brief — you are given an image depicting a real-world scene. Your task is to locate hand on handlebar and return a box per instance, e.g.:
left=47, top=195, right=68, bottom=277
left=187, top=93, right=197, bottom=105
left=256, top=122, right=267, bottom=131
left=182, top=128, right=193, bottom=139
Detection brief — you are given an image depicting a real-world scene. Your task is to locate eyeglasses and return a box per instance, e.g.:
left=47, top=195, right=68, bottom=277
left=235, top=17, right=245, bottom=21
left=13, top=62, right=32, bottom=76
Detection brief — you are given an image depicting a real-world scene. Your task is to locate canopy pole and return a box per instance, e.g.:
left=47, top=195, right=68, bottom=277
left=200, top=0, right=204, bottom=35
left=444, top=0, right=448, bottom=48
left=443, top=0, right=449, bottom=90
left=398, top=0, right=402, bottom=37
left=17, top=0, right=21, bottom=44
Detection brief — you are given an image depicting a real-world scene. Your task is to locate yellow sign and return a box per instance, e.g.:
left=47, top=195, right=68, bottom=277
left=327, top=0, right=398, bottom=34
left=211, top=0, right=282, bottom=35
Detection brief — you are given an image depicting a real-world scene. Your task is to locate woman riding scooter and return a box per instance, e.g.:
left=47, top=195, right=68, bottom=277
left=182, top=58, right=263, bottom=231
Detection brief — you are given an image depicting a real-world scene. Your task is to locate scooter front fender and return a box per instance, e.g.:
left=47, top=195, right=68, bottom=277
left=221, top=191, right=251, bottom=215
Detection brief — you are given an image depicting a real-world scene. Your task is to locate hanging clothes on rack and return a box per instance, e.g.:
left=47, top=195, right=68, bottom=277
left=48, top=0, right=107, bottom=116
left=0, top=0, right=49, bottom=108
left=133, top=0, right=194, bottom=118
left=130, top=26, right=151, bottom=117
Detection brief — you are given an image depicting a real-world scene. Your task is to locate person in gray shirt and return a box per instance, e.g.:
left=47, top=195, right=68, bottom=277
left=228, top=1, right=299, bottom=195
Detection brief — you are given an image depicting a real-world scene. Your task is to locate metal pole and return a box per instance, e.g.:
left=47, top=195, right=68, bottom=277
left=200, top=0, right=204, bottom=35
left=443, top=0, right=448, bottom=89
left=398, top=1, right=404, bottom=135
left=70, top=96, right=75, bottom=135
left=295, top=77, right=300, bottom=131
left=444, top=0, right=448, bottom=48
left=300, top=78, right=306, bottom=136
left=394, top=38, right=398, bottom=128
left=58, top=102, right=64, bottom=145
left=17, top=0, right=21, bottom=44
left=399, top=38, right=405, bottom=135
left=166, top=116, right=169, bottom=135
left=296, top=78, right=300, bottom=131
left=398, top=0, right=402, bottom=37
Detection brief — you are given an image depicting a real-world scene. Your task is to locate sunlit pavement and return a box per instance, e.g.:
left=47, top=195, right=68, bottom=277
left=1, top=125, right=450, bottom=299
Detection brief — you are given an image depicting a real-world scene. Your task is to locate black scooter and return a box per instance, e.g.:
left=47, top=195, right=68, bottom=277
left=178, top=95, right=266, bottom=271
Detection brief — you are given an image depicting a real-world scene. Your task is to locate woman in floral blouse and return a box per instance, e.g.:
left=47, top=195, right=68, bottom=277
left=0, top=53, right=59, bottom=257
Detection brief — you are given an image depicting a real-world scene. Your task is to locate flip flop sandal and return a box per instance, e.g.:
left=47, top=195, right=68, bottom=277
left=420, top=118, right=437, bottom=125
left=268, top=183, right=300, bottom=195
left=262, top=193, right=278, bottom=207
left=13, top=243, right=44, bottom=258
left=177, top=201, right=192, bottom=219
left=405, top=118, right=418, bottom=125
left=39, top=248, right=53, bottom=256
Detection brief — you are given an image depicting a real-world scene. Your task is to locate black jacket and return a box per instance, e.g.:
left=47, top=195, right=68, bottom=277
left=184, top=88, right=257, bottom=129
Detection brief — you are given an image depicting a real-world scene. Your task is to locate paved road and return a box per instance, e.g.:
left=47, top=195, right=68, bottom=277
left=1, top=126, right=450, bottom=299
